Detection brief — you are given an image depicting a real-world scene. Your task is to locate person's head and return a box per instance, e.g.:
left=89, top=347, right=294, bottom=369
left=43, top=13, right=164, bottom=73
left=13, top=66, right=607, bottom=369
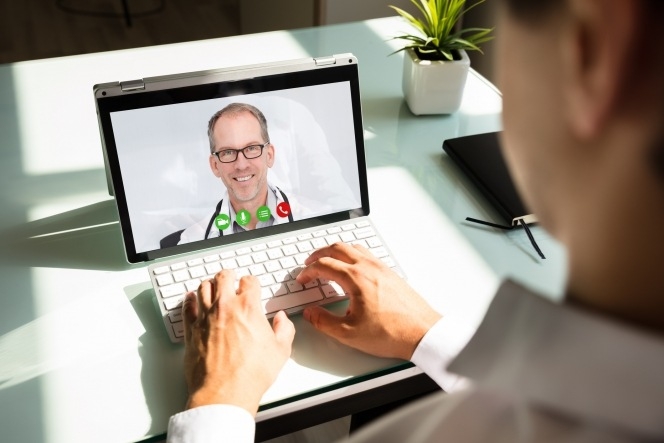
left=496, top=0, right=664, bottom=327
left=207, top=103, right=275, bottom=209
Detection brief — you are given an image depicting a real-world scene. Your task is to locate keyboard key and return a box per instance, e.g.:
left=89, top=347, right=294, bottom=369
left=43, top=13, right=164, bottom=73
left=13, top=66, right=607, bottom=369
left=156, top=274, right=174, bottom=287
left=342, top=223, right=356, bottom=231
left=161, top=283, right=186, bottom=298
left=354, top=227, right=375, bottom=239
left=185, top=279, right=201, bottom=292
left=297, top=241, right=313, bottom=253
left=249, top=264, right=266, bottom=276
left=367, top=237, right=382, bottom=248
left=172, top=321, right=185, bottom=338
left=221, top=258, right=238, bottom=270
left=153, top=265, right=170, bottom=275
left=261, top=287, right=273, bottom=300
left=352, top=239, right=368, bottom=249
left=381, top=257, right=396, bottom=268
left=356, top=220, right=371, bottom=228
left=267, top=248, right=284, bottom=260
left=304, top=279, right=319, bottom=289
left=287, top=280, right=304, bottom=293
left=311, top=238, right=327, bottom=249
left=313, top=230, right=327, bottom=238
left=252, top=251, right=268, bottom=263
left=282, top=237, right=297, bottom=244
left=263, top=287, right=324, bottom=314
left=163, top=295, right=185, bottom=311
left=189, top=266, right=206, bottom=279
left=205, top=262, right=222, bottom=275
left=297, top=233, right=313, bottom=241
left=251, top=243, right=267, bottom=252
left=279, top=256, right=296, bottom=269
left=236, top=247, right=251, bottom=255
left=258, top=274, right=275, bottom=287
left=321, top=281, right=345, bottom=298
left=271, top=283, right=288, bottom=297
left=204, top=254, right=220, bottom=263
left=273, top=269, right=291, bottom=283
left=267, top=240, right=283, bottom=248
left=220, top=250, right=236, bottom=259
left=327, top=226, right=342, bottom=234
left=187, top=258, right=204, bottom=267
left=171, top=262, right=187, bottom=271
left=339, top=231, right=355, bottom=242
left=168, top=309, right=183, bottom=323
left=325, top=234, right=341, bottom=245
left=264, top=261, right=281, bottom=273
left=289, top=266, right=304, bottom=279
left=172, top=270, right=190, bottom=283
left=236, top=255, right=253, bottom=267
left=370, top=247, right=389, bottom=258
left=282, top=244, right=298, bottom=256
left=295, top=253, right=309, bottom=265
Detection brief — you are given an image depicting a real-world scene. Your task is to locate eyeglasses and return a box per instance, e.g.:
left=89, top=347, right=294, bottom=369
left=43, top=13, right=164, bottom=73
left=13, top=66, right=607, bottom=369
left=212, top=141, right=269, bottom=163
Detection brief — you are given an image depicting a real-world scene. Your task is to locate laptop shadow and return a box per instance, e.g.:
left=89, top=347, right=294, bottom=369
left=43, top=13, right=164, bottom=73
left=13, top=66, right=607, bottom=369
left=0, top=200, right=132, bottom=271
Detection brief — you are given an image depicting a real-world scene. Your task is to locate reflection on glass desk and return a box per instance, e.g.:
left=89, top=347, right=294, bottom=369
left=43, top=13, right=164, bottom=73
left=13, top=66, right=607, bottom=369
left=0, top=17, right=566, bottom=443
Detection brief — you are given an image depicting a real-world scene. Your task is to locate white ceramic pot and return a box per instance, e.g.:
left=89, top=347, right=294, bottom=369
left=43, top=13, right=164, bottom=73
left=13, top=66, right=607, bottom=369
left=402, top=47, right=470, bottom=115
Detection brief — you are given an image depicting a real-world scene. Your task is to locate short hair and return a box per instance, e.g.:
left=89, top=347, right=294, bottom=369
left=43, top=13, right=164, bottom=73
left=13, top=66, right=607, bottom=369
left=207, top=103, right=270, bottom=153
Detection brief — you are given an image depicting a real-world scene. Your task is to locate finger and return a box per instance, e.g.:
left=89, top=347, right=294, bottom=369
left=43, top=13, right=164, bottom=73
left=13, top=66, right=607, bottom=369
left=305, top=242, right=361, bottom=266
left=351, top=243, right=374, bottom=257
left=272, top=311, right=295, bottom=352
left=303, top=305, right=347, bottom=340
left=213, top=269, right=236, bottom=303
left=197, top=278, right=213, bottom=309
left=296, top=255, right=353, bottom=288
left=237, top=275, right=261, bottom=302
left=182, top=291, right=198, bottom=343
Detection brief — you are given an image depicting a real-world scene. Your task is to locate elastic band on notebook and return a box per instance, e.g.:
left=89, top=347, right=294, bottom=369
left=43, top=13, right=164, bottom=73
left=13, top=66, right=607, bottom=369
left=465, top=217, right=546, bottom=259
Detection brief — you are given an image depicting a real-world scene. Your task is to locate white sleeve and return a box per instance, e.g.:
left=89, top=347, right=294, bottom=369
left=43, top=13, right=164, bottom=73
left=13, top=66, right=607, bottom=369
left=167, top=404, right=255, bottom=443
left=410, top=315, right=476, bottom=393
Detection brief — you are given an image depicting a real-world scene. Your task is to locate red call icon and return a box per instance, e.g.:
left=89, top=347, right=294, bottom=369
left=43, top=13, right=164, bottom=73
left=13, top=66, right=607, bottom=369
left=276, top=202, right=291, bottom=218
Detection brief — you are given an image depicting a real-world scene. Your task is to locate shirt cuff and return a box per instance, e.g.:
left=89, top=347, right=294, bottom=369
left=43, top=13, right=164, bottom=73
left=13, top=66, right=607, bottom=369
left=411, top=315, right=475, bottom=393
left=167, top=404, right=255, bottom=443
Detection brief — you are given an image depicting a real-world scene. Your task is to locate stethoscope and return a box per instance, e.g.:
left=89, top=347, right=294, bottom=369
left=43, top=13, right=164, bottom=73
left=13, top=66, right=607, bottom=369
left=204, top=187, right=293, bottom=239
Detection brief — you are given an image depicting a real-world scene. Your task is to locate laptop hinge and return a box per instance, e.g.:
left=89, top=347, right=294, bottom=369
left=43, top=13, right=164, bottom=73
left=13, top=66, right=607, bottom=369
left=120, top=79, right=146, bottom=92
left=314, top=56, right=336, bottom=67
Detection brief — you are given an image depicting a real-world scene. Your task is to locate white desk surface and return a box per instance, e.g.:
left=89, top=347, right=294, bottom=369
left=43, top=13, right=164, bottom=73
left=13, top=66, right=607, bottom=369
left=0, top=17, right=567, bottom=443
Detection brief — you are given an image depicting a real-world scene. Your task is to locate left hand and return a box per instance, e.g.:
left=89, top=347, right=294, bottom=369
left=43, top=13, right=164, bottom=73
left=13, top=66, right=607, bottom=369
left=182, top=270, right=295, bottom=416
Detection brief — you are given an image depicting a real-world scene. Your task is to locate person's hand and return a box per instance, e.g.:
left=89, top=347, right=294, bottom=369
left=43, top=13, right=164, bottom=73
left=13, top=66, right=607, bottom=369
left=296, top=243, right=441, bottom=361
left=181, top=270, right=295, bottom=416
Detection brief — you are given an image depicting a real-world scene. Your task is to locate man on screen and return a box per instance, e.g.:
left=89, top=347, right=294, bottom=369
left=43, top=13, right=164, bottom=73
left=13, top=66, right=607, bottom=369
left=178, top=103, right=294, bottom=244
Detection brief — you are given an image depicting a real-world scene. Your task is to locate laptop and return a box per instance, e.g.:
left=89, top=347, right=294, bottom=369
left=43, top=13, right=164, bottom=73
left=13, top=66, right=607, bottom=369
left=94, top=53, right=403, bottom=342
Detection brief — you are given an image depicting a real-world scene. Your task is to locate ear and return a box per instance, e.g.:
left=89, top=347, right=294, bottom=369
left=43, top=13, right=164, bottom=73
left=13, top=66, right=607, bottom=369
left=266, top=144, right=275, bottom=168
left=209, top=154, right=222, bottom=178
left=563, top=0, right=639, bottom=139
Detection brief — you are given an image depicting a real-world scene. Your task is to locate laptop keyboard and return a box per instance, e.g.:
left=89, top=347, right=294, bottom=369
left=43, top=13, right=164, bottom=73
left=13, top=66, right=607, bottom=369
left=148, top=219, right=403, bottom=343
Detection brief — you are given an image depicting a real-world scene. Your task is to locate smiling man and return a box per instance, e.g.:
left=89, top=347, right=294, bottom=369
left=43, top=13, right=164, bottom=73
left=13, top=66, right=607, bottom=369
left=178, top=103, right=294, bottom=244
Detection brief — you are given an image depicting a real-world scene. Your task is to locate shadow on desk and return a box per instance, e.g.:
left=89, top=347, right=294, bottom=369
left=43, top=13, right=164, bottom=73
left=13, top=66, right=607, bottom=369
left=0, top=200, right=132, bottom=271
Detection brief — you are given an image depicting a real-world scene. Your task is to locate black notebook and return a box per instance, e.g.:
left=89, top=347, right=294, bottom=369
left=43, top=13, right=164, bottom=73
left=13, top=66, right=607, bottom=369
left=442, top=131, right=536, bottom=227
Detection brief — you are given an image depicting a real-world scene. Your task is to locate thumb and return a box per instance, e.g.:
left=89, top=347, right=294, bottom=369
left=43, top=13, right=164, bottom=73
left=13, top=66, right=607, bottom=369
left=303, top=306, right=345, bottom=339
left=272, top=310, right=295, bottom=350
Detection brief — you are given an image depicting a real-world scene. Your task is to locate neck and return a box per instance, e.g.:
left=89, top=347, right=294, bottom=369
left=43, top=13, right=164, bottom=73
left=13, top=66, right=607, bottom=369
left=563, top=133, right=664, bottom=334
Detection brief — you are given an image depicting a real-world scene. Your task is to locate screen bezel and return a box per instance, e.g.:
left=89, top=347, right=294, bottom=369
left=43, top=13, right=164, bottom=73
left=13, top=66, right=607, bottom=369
left=96, top=62, right=369, bottom=263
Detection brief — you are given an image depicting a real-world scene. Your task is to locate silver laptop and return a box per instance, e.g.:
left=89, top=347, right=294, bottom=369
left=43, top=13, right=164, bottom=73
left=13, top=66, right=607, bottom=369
left=94, top=54, right=403, bottom=342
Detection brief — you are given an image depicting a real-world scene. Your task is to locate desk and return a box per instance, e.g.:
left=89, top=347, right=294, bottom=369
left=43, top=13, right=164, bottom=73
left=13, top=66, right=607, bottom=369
left=0, top=17, right=566, bottom=443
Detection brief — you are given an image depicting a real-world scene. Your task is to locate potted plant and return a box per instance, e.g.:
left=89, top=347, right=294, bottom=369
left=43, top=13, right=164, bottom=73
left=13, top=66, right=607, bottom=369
left=390, top=0, right=493, bottom=115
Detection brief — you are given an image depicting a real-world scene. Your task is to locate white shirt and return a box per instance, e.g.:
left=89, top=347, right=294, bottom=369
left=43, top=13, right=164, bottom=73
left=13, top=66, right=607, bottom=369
left=177, top=183, right=295, bottom=245
left=167, top=280, right=664, bottom=442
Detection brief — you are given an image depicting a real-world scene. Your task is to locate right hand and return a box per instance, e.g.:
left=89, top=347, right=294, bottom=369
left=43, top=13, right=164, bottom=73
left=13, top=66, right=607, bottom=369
left=296, top=243, right=441, bottom=361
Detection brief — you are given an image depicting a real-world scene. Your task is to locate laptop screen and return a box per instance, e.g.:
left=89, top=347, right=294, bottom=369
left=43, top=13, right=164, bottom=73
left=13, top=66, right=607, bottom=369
left=96, top=59, right=369, bottom=263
